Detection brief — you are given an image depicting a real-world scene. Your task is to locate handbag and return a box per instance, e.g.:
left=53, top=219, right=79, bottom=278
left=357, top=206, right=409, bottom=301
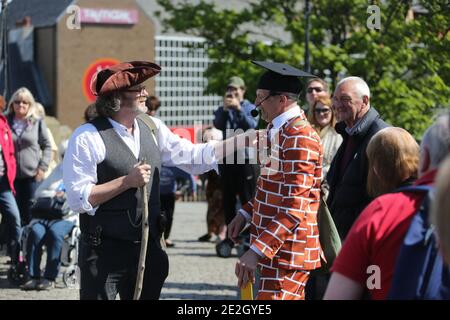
left=30, top=195, right=69, bottom=220
left=314, top=196, right=342, bottom=274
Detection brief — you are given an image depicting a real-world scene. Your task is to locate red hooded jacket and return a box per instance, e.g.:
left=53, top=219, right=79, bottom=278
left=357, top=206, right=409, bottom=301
left=0, top=114, right=16, bottom=193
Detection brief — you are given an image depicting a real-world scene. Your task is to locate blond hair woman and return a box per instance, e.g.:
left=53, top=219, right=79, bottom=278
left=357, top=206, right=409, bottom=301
left=366, top=127, right=420, bottom=197
left=6, top=87, right=52, bottom=225
left=307, top=96, right=343, bottom=178
left=324, top=127, right=421, bottom=300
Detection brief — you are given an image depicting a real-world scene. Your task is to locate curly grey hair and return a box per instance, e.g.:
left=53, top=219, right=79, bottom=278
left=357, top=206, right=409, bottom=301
left=95, top=94, right=122, bottom=118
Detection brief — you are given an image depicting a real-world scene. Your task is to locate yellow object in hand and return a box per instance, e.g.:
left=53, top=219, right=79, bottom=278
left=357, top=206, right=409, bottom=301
left=241, top=281, right=254, bottom=300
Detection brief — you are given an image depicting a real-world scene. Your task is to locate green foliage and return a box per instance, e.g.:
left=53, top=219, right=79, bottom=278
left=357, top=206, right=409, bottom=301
left=157, top=0, right=450, bottom=138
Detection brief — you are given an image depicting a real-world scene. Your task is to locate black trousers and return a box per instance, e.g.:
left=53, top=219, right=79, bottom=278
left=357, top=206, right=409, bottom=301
left=305, top=273, right=330, bottom=300
left=14, top=177, right=38, bottom=226
left=218, top=163, right=259, bottom=246
left=160, top=193, right=175, bottom=240
left=79, top=236, right=169, bottom=300
left=219, top=163, right=259, bottom=225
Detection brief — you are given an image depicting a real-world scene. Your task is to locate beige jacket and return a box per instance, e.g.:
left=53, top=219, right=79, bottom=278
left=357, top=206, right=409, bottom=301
left=319, top=125, right=343, bottom=179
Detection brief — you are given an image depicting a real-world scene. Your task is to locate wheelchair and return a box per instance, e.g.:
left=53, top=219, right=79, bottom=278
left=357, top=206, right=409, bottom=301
left=7, top=219, right=81, bottom=288
left=1, top=215, right=28, bottom=286
left=60, top=224, right=81, bottom=288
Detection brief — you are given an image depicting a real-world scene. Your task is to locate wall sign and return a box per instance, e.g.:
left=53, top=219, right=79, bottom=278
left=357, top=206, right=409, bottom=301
left=82, top=58, right=120, bottom=102
left=80, top=8, right=139, bottom=25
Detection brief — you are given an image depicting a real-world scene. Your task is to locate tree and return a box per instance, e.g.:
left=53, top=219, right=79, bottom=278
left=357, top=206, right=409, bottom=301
left=156, top=0, right=449, bottom=138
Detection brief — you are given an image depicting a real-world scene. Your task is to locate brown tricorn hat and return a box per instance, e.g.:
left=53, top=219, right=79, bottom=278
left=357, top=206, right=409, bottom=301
left=90, top=61, right=161, bottom=96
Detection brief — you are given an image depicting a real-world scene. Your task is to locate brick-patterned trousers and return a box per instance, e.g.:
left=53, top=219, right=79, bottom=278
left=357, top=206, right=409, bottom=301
left=256, top=263, right=310, bottom=300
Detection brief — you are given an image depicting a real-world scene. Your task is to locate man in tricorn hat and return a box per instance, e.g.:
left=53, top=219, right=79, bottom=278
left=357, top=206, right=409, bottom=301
left=63, top=61, right=229, bottom=300
left=228, top=61, right=324, bottom=300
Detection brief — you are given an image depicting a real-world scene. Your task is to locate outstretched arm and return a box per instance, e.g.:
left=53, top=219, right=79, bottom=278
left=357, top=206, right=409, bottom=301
left=155, top=117, right=260, bottom=174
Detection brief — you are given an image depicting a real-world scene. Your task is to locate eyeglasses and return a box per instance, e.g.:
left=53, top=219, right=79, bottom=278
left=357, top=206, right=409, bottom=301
left=314, top=108, right=331, bottom=115
left=13, top=100, right=30, bottom=105
left=256, top=91, right=298, bottom=105
left=255, top=92, right=275, bottom=107
left=307, top=87, right=323, bottom=94
left=332, top=96, right=353, bottom=105
left=123, top=85, right=146, bottom=94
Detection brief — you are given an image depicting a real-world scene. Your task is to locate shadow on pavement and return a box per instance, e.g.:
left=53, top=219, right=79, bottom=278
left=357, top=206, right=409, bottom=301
left=160, top=292, right=238, bottom=300
left=163, top=281, right=236, bottom=291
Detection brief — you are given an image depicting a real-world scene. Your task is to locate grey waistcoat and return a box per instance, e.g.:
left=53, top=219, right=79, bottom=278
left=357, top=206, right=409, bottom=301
left=80, top=116, right=161, bottom=242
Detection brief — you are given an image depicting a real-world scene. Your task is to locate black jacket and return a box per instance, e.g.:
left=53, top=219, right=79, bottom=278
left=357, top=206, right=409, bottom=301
left=326, top=107, right=389, bottom=240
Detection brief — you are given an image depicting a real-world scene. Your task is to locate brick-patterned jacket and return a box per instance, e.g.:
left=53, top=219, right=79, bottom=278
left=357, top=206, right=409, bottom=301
left=241, top=111, right=323, bottom=271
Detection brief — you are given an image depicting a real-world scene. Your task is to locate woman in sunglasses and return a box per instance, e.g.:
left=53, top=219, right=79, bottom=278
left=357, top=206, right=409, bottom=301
left=305, top=78, right=329, bottom=111
left=307, top=96, right=342, bottom=178
left=5, top=88, right=52, bottom=226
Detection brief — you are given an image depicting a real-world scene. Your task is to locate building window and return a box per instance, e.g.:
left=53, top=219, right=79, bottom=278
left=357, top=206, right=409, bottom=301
left=155, top=35, right=222, bottom=127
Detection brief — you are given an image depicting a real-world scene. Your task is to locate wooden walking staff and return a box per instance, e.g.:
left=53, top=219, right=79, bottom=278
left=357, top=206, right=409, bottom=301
left=134, top=158, right=150, bottom=300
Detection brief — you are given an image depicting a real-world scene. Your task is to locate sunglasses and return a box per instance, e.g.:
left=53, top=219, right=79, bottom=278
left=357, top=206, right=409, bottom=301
left=123, top=85, right=146, bottom=93
left=307, top=87, right=323, bottom=94
left=314, top=108, right=331, bottom=115
left=13, top=100, right=30, bottom=105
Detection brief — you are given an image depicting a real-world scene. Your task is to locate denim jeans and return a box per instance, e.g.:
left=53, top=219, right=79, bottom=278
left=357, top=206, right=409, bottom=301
left=0, top=176, right=22, bottom=263
left=26, top=219, right=74, bottom=280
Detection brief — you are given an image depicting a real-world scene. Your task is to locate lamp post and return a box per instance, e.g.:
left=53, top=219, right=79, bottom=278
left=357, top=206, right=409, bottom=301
left=304, top=0, right=311, bottom=73
left=0, top=0, right=10, bottom=97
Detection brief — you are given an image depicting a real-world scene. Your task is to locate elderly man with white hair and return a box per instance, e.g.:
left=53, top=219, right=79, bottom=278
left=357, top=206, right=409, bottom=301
left=326, top=77, right=389, bottom=240
left=324, top=112, right=450, bottom=300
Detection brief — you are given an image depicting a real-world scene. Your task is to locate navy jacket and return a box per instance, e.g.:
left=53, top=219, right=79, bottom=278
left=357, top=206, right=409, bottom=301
left=326, top=107, right=389, bottom=240
left=213, top=99, right=258, bottom=138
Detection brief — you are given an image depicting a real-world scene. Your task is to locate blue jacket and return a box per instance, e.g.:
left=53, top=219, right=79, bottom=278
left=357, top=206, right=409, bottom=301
left=160, top=166, right=196, bottom=195
left=213, top=99, right=258, bottom=139
left=213, top=99, right=258, bottom=161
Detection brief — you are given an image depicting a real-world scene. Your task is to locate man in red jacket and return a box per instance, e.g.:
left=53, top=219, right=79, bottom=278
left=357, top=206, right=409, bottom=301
left=0, top=96, right=22, bottom=266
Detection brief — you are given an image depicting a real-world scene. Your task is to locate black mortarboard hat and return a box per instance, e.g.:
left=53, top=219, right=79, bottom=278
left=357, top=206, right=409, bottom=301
left=252, top=61, right=315, bottom=95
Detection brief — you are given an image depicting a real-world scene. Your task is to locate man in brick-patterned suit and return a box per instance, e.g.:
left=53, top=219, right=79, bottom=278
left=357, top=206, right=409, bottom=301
left=228, top=61, right=323, bottom=300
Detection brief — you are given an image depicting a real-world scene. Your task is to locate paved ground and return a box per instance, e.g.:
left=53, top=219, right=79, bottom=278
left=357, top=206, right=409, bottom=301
left=0, top=201, right=240, bottom=300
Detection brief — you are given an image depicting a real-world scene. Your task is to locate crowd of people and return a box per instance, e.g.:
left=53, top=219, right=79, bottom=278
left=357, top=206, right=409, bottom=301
left=0, top=59, right=449, bottom=301
left=0, top=87, right=74, bottom=290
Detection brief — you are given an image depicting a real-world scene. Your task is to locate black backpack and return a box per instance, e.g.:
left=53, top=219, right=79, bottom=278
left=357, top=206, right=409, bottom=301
left=30, top=195, right=69, bottom=221
left=388, top=185, right=450, bottom=299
